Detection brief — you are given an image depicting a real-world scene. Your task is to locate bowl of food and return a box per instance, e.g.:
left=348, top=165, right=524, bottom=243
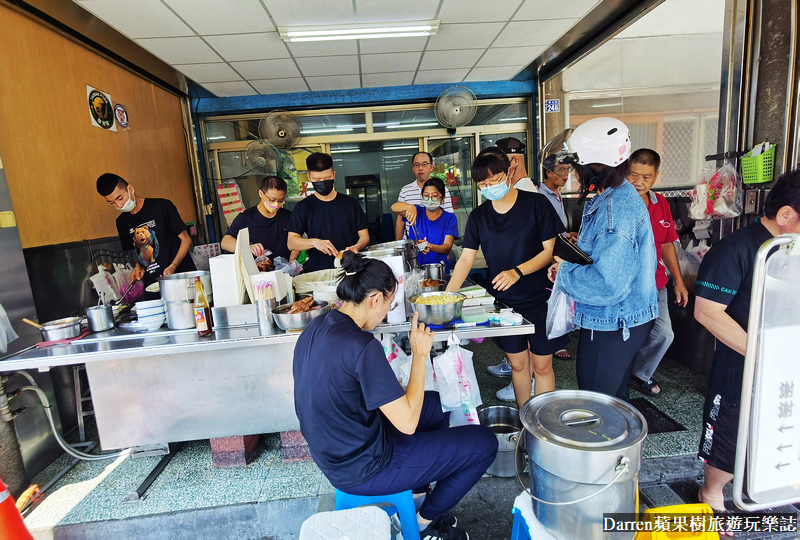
left=409, top=291, right=466, bottom=325
left=420, top=278, right=446, bottom=293
left=271, top=298, right=330, bottom=331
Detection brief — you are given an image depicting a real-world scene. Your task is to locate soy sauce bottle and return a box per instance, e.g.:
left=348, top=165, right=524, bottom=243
left=194, top=277, right=212, bottom=336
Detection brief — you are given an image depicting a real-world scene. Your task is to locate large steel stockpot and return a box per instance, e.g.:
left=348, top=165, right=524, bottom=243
left=363, top=240, right=418, bottom=270
left=158, top=271, right=213, bottom=303
left=521, top=390, right=647, bottom=540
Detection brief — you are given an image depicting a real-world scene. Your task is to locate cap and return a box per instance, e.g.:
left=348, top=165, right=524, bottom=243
left=495, top=137, right=526, bottom=155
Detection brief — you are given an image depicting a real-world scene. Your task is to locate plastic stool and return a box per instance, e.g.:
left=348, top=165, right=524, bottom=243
left=334, top=489, right=420, bottom=540
left=510, top=508, right=531, bottom=540
left=635, top=503, right=719, bottom=539
left=300, top=506, right=391, bottom=539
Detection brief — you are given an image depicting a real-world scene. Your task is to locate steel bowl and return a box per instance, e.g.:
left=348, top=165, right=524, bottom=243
left=408, top=292, right=465, bottom=325
left=271, top=301, right=330, bottom=331
left=40, top=317, right=82, bottom=341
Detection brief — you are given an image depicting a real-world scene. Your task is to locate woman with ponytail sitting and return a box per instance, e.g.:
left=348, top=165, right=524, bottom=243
left=293, top=251, right=497, bottom=540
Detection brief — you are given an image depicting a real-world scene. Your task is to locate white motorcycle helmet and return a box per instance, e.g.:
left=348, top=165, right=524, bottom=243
left=566, top=117, right=631, bottom=167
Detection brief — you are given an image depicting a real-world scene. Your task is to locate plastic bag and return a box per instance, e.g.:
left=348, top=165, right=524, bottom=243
left=432, top=334, right=482, bottom=424
left=382, top=334, right=412, bottom=387
left=546, top=287, right=576, bottom=340
left=675, top=242, right=702, bottom=292
left=404, top=269, right=426, bottom=300
left=690, top=164, right=742, bottom=220
left=281, top=259, right=304, bottom=277
left=191, top=243, right=221, bottom=272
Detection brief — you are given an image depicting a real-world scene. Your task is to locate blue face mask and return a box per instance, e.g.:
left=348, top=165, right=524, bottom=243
left=480, top=177, right=510, bottom=201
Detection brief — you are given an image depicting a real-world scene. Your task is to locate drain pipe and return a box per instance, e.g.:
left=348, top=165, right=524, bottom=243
left=0, top=375, right=30, bottom=498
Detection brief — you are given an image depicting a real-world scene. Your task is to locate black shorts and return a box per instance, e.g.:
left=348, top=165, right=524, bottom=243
left=492, top=309, right=570, bottom=356
left=698, top=391, right=740, bottom=474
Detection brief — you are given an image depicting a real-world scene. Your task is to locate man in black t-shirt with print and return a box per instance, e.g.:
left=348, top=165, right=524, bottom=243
left=694, top=173, right=800, bottom=524
left=97, top=173, right=195, bottom=292
left=287, top=153, right=369, bottom=272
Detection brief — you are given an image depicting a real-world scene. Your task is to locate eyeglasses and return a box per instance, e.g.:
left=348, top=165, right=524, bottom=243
left=413, top=162, right=432, bottom=168
left=265, top=196, right=286, bottom=204
left=422, top=195, right=442, bottom=201
left=476, top=173, right=508, bottom=189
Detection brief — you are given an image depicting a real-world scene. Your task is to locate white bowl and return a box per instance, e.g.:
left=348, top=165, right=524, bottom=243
left=138, top=314, right=166, bottom=330
left=138, top=307, right=166, bottom=316
left=136, top=300, right=165, bottom=310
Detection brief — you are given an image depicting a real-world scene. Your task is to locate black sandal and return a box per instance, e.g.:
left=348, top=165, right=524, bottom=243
left=631, top=376, right=661, bottom=396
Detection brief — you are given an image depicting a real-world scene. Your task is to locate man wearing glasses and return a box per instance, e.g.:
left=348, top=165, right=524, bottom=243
left=394, top=152, right=454, bottom=240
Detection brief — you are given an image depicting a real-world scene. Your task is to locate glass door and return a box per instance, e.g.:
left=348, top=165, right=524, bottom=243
left=427, top=137, right=475, bottom=237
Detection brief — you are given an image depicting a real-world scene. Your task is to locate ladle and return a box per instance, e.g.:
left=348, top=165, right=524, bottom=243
left=22, top=318, right=43, bottom=329
left=115, top=280, right=137, bottom=305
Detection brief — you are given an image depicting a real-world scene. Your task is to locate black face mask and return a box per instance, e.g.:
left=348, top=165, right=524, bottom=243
left=312, top=180, right=335, bottom=196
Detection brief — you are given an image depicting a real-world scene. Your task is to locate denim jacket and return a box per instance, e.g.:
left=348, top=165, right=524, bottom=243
left=556, top=180, right=658, bottom=339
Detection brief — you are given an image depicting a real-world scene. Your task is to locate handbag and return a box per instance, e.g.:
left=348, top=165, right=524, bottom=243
left=553, top=234, right=592, bottom=265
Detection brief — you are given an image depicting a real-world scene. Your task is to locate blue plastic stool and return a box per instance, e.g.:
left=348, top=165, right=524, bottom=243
left=334, top=489, right=420, bottom=540
left=510, top=507, right=532, bottom=540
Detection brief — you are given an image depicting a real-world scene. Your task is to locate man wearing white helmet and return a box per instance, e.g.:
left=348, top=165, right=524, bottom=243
left=548, top=118, right=659, bottom=401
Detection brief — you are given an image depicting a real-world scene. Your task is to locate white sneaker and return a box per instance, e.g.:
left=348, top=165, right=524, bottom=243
left=496, top=382, right=516, bottom=401
left=487, top=357, right=513, bottom=377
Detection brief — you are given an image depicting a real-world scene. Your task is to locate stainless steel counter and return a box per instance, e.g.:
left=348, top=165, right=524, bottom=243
left=0, top=314, right=534, bottom=450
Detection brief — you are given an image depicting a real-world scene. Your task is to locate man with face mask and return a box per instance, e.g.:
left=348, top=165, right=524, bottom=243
left=287, top=153, right=369, bottom=272
left=394, top=152, right=454, bottom=241
left=220, top=175, right=299, bottom=263
left=96, top=173, right=195, bottom=292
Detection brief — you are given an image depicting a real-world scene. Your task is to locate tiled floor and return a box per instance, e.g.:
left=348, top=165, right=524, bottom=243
left=21, top=333, right=800, bottom=539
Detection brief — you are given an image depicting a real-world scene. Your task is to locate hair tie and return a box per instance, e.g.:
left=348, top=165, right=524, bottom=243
left=345, top=271, right=357, bottom=276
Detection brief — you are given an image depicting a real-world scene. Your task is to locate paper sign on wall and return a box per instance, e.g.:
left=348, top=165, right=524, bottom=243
left=87, top=85, right=117, bottom=131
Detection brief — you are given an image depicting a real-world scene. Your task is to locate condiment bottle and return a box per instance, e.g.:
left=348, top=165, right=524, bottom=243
left=194, top=277, right=212, bottom=336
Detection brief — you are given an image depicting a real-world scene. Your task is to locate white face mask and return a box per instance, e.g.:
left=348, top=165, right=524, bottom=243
left=118, top=189, right=136, bottom=212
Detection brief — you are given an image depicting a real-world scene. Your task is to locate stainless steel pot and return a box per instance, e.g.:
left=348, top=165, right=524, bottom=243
left=165, top=301, right=197, bottom=330
left=86, top=305, right=114, bottom=332
left=363, top=240, right=418, bottom=269
left=159, top=271, right=213, bottom=303
left=478, top=406, right=525, bottom=477
left=420, top=262, right=445, bottom=281
left=271, top=301, right=330, bottom=331
left=521, top=390, right=647, bottom=540
left=40, top=317, right=82, bottom=341
left=408, top=292, right=465, bottom=325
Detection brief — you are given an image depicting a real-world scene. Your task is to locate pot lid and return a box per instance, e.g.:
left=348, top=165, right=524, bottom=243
left=521, top=390, right=646, bottom=449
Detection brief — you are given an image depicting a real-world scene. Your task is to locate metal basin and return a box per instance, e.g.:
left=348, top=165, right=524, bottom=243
left=271, top=301, right=330, bottom=331
left=408, top=292, right=465, bottom=325
left=478, top=406, right=525, bottom=477
left=40, top=317, right=82, bottom=341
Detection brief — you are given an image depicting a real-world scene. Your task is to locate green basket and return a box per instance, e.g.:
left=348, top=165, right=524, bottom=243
left=741, top=145, right=775, bottom=184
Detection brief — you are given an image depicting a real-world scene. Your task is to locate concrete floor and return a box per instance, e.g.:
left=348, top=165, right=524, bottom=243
left=20, top=332, right=800, bottom=539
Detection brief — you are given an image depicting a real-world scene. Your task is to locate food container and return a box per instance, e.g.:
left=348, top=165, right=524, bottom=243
left=521, top=390, right=647, bottom=540
left=86, top=305, right=114, bottom=332
left=363, top=240, right=418, bottom=270
left=420, top=262, right=446, bottom=281
left=40, top=317, right=82, bottom=341
left=420, top=279, right=446, bottom=293
left=478, top=406, right=525, bottom=477
left=271, top=301, right=330, bottom=331
left=408, top=292, right=465, bottom=325
left=158, top=271, right=213, bottom=303
left=165, top=300, right=196, bottom=330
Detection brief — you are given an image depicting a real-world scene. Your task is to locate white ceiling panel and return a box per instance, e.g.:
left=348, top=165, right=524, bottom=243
left=202, top=81, right=256, bottom=96
left=296, top=56, right=360, bottom=77
left=307, top=75, right=362, bottom=92
left=263, top=0, right=355, bottom=26
left=229, top=58, right=301, bottom=79
left=355, top=0, right=438, bottom=23
left=361, top=52, right=421, bottom=74
left=419, top=49, right=483, bottom=71
left=362, top=71, right=416, bottom=88
left=174, top=63, right=241, bottom=83
left=204, top=33, right=289, bottom=62
left=476, top=45, right=546, bottom=67
left=135, top=37, right=222, bottom=64
left=464, top=66, right=522, bottom=82
left=251, top=78, right=310, bottom=95
left=164, top=0, right=275, bottom=35
left=288, top=40, right=358, bottom=58
left=76, top=0, right=192, bottom=39
left=493, top=19, right=578, bottom=48
left=358, top=36, right=429, bottom=54
left=426, top=23, right=505, bottom=51
left=515, top=0, right=599, bottom=21
left=414, top=68, right=469, bottom=85
left=437, top=0, right=521, bottom=23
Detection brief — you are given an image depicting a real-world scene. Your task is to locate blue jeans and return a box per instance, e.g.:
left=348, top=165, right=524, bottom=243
left=344, top=392, right=498, bottom=521
left=631, top=287, right=674, bottom=382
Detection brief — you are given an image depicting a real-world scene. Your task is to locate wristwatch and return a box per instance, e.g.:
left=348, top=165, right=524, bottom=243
left=513, top=266, right=523, bottom=278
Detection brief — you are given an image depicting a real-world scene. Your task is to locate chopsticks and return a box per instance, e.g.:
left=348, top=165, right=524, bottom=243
left=254, top=282, right=274, bottom=302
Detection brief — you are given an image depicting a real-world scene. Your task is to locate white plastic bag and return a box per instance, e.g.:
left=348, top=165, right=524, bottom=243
left=432, top=334, right=482, bottom=424
left=689, top=164, right=742, bottom=220
left=546, top=287, right=576, bottom=339
left=382, top=334, right=412, bottom=387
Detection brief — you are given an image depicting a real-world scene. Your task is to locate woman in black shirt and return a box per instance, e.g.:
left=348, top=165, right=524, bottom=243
left=294, top=252, right=496, bottom=540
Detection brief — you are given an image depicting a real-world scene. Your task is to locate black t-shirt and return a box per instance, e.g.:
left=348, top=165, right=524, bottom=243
left=224, top=206, right=292, bottom=261
left=463, top=190, right=565, bottom=313
left=293, top=310, right=405, bottom=489
left=287, top=193, right=368, bottom=272
left=695, top=221, right=774, bottom=400
left=116, top=198, right=195, bottom=286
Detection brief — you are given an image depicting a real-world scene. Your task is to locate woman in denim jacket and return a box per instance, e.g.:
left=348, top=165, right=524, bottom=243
left=549, top=118, right=659, bottom=401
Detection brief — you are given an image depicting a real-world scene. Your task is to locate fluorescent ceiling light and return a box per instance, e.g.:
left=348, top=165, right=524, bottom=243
left=330, top=149, right=360, bottom=154
left=385, top=122, right=440, bottom=129
left=499, top=117, right=527, bottom=122
left=383, top=146, right=419, bottom=151
left=280, top=21, right=439, bottom=43
left=591, top=102, right=624, bottom=108
left=300, top=127, right=354, bottom=134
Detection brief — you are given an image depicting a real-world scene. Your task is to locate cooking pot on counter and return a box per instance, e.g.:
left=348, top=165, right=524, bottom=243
left=159, top=271, right=213, bottom=303
left=39, top=317, right=82, bottom=341
left=86, top=305, right=114, bottom=332
left=363, top=240, right=418, bottom=270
